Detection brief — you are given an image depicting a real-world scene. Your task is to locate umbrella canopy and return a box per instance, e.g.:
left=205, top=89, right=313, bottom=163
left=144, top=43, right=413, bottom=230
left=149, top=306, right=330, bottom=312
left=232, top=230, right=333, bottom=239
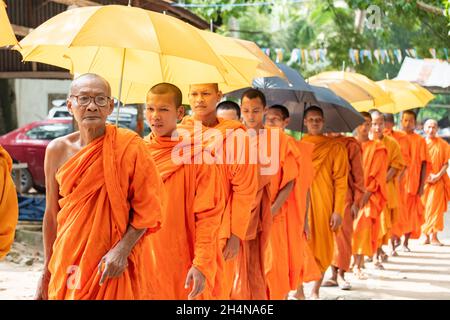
left=18, top=5, right=263, bottom=104
left=0, top=0, right=17, bottom=47
left=376, top=79, right=435, bottom=113
left=233, top=38, right=286, bottom=79
left=226, top=63, right=316, bottom=99
left=308, top=71, right=395, bottom=111
left=226, top=64, right=364, bottom=132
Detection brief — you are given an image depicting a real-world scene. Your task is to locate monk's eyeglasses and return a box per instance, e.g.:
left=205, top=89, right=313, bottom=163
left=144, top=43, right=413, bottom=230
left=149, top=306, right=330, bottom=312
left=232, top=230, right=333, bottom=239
left=70, top=95, right=111, bottom=107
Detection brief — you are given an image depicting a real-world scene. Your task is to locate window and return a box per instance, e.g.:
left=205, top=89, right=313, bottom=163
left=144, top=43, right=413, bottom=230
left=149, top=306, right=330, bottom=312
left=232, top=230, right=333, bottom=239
left=26, top=123, right=72, bottom=140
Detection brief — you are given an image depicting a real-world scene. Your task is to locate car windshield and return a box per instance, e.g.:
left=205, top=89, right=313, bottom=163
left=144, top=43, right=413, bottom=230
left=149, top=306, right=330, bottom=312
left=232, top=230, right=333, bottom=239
left=26, top=123, right=72, bottom=140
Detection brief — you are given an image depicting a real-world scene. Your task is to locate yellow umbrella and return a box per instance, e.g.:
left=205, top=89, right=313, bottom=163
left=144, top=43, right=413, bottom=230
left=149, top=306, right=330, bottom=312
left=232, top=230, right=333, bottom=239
left=234, top=38, right=286, bottom=79
left=308, top=78, right=374, bottom=110
left=18, top=5, right=262, bottom=106
left=308, top=71, right=395, bottom=111
left=376, top=80, right=435, bottom=113
left=0, top=0, right=17, bottom=47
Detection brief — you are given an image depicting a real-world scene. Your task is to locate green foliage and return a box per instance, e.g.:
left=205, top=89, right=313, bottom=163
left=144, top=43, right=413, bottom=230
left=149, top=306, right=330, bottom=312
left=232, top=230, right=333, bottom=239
left=179, top=0, right=449, bottom=80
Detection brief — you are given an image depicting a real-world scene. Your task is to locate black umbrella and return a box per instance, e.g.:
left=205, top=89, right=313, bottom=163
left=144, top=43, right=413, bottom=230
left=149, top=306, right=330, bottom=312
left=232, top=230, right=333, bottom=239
left=225, top=64, right=364, bottom=132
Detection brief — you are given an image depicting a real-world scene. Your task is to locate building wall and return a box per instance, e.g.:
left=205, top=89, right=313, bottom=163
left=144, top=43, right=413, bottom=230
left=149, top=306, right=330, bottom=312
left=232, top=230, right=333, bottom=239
left=14, top=79, right=71, bottom=126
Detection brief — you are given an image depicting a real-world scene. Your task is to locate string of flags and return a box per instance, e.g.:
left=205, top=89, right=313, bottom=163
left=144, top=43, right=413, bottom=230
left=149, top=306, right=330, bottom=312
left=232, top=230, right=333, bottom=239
left=261, top=47, right=450, bottom=65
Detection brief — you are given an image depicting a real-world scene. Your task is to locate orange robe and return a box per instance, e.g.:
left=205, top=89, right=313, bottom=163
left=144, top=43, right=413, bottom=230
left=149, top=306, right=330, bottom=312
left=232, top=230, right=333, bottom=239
left=401, top=132, right=430, bottom=239
left=293, top=141, right=321, bottom=285
left=232, top=127, right=275, bottom=300
left=422, top=137, right=450, bottom=235
left=265, top=131, right=298, bottom=300
left=181, top=116, right=258, bottom=299
left=301, top=135, right=348, bottom=273
left=48, top=126, right=164, bottom=300
left=378, top=135, right=405, bottom=246
left=331, top=137, right=365, bottom=271
left=0, top=146, right=18, bottom=259
left=145, top=126, right=225, bottom=299
left=384, top=129, right=410, bottom=238
left=352, top=140, right=388, bottom=257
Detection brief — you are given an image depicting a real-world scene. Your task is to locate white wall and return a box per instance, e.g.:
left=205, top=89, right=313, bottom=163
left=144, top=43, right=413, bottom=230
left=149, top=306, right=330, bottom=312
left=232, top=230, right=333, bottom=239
left=14, top=79, right=71, bottom=126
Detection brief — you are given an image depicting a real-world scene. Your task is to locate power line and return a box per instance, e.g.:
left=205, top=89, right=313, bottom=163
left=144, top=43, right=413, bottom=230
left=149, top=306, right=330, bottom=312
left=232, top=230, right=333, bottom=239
left=171, top=0, right=311, bottom=9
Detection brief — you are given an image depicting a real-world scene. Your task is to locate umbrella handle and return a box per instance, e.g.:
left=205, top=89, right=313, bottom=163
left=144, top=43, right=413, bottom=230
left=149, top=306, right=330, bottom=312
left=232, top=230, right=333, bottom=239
left=116, top=48, right=127, bottom=126
left=300, top=101, right=306, bottom=140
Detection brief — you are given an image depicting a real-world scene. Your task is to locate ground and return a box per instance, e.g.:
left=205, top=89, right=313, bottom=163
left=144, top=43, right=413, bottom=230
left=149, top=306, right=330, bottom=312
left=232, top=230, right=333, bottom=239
left=1, top=205, right=449, bottom=300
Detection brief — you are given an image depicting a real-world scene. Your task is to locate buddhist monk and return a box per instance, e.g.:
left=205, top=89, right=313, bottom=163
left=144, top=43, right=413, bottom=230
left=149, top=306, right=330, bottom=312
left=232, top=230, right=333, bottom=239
left=230, top=89, right=274, bottom=300
left=264, top=104, right=320, bottom=300
left=371, top=111, right=404, bottom=267
left=216, top=101, right=241, bottom=121
left=352, top=112, right=388, bottom=278
left=34, top=74, right=165, bottom=300
left=322, top=131, right=364, bottom=290
left=0, top=145, right=19, bottom=260
left=302, top=106, right=348, bottom=299
left=144, top=83, right=225, bottom=299
left=421, top=119, right=449, bottom=246
left=384, top=113, right=410, bottom=256
left=399, top=110, right=429, bottom=251
left=182, top=83, right=258, bottom=299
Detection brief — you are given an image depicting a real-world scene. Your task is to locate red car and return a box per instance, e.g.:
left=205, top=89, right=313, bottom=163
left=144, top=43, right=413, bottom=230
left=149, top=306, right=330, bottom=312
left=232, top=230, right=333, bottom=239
left=0, top=119, right=73, bottom=193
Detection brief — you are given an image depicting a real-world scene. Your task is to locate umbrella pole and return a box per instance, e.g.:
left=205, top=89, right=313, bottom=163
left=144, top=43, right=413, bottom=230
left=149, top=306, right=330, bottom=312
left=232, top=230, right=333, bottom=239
left=300, top=101, right=306, bottom=140
left=116, top=48, right=127, bottom=126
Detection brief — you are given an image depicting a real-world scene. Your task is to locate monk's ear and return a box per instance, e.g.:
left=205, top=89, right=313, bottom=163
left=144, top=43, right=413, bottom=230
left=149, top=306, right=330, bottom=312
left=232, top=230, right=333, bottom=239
left=107, top=98, right=114, bottom=116
left=177, top=106, right=185, bottom=121
left=217, top=90, right=223, bottom=101
left=284, top=117, right=290, bottom=128
left=67, top=98, right=74, bottom=115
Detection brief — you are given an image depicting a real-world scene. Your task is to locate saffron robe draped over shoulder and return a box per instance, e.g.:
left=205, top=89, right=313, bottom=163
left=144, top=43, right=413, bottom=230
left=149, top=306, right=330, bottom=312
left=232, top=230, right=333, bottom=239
left=0, top=146, right=18, bottom=260
left=422, top=137, right=450, bottom=235
left=265, top=131, right=298, bottom=300
left=378, top=135, right=405, bottom=245
left=402, top=132, right=430, bottom=239
left=352, top=140, right=388, bottom=257
left=181, top=116, right=258, bottom=299
left=331, top=136, right=365, bottom=272
left=385, top=129, right=410, bottom=237
left=145, top=126, right=225, bottom=299
left=48, top=126, right=164, bottom=300
left=301, top=135, right=348, bottom=273
left=232, top=126, right=276, bottom=300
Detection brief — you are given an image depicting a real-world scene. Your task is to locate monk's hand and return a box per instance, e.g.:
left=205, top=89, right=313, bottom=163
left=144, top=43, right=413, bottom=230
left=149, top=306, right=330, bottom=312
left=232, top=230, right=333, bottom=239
left=98, top=246, right=129, bottom=286
left=351, top=204, right=359, bottom=220
left=329, top=213, right=342, bottom=232
left=427, top=174, right=439, bottom=185
left=361, top=191, right=371, bottom=208
left=184, top=266, right=206, bottom=300
left=222, top=234, right=240, bottom=261
left=34, top=271, right=51, bottom=300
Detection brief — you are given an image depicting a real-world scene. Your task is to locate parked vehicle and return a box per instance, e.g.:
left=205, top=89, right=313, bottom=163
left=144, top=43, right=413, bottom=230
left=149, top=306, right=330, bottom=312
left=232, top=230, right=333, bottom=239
left=0, top=119, right=72, bottom=193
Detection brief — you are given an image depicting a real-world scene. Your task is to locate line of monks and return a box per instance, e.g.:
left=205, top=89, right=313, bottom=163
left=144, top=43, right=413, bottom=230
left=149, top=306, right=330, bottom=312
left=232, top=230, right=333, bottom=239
left=0, top=73, right=448, bottom=300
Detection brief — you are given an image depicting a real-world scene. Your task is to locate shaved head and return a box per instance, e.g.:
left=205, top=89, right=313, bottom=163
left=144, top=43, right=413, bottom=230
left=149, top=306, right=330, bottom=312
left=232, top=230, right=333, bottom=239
left=384, top=113, right=395, bottom=124
left=70, top=73, right=111, bottom=96
left=424, top=118, right=439, bottom=138
left=424, top=118, right=438, bottom=127
left=371, top=110, right=385, bottom=139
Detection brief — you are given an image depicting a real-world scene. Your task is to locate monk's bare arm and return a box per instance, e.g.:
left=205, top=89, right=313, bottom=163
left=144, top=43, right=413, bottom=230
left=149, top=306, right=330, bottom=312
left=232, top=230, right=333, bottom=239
left=430, top=162, right=449, bottom=182
left=271, top=179, right=295, bottom=216
left=418, top=161, right=427, bottom=195
left=386, top=167, right=399, bottom=182
left=99, top=225, right=146, bottom=285
left=304, top=189, right=310, bottom=239
left=35, top=140, right=64, bottom=299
